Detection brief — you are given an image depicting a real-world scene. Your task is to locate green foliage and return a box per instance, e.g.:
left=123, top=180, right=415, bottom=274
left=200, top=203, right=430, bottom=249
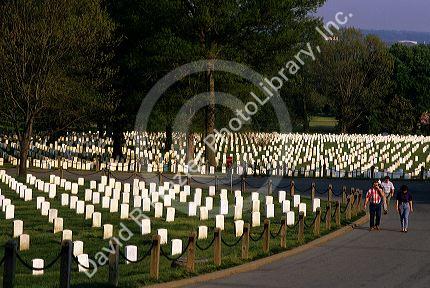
left=107, top=0, right=327, bottom=132
left=309, top=29, right=395, bottom=133
left=390, top=44, right=430, bottom=133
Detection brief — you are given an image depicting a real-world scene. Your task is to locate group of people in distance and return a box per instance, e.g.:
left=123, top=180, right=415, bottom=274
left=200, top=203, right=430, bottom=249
left=364, top=176, right=414, bottom=233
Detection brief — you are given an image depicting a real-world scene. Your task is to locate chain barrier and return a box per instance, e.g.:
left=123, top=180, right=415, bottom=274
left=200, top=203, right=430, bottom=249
left=332, top=190, right=343, bottom=197
left=294, top=187, right=312, bottom=194
left=15, top=249, right=62, bottom=271
left=109, top=172, right=137, bottom=182
left=331, top=207, right=338, bottom=219
left=244, top=180, right=269, bottom=189
left=249, top=226, right=266, bottom=242
left=195, top=236, right=216, bottom=251
left=341, top=199, right=350, bottom=213
left=190, top=177, right=216, bottom=185
left=321, top=208, right=328, bottom=222
left=159, top=239, right=191, bottom=262
left=72, top=255, right=106, bottom=270
left=287, top=220, right=300, bottom=229
left=269, top=223, right=283, bottom=239
left=220, top=234, right=244, bottom=247
left=118, top=242, right=153, bottom=264
left=63, top=169, right=102, bottom=177
left=218, top=178, right=241, bottom=186
left=274, top=183, right=290, bottom=189
left=316, top=189, right=328, bottom=195
left=304, top=214, right=318, bottom=229
left=161, top=174, right=178, bottom=182
left=136, top=174, right=159, bottom=182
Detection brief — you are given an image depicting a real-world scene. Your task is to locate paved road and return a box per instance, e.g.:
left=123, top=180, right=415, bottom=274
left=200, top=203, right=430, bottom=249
left=190, top=186, right=430, bottom=288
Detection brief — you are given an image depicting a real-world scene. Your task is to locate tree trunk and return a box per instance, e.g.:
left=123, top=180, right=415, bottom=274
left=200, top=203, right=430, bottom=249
left=112, top=125, right=124, bottom=161
left=18, top=119, right=33, bottom=177
left=302, top=96, right=309, bottom=132
left=186, top=132, right=195, bottom=163
left=206, top=60, right=217, bottom=167
left=165, top=124, right=173, bottom=153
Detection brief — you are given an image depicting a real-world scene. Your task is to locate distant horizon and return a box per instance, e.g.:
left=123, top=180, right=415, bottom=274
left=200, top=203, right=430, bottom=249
left=318, top=0, right=430, bottom=33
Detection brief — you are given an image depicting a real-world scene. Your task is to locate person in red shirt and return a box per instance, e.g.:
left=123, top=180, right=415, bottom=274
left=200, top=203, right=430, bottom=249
left=364, top=180, right=385, bottom=231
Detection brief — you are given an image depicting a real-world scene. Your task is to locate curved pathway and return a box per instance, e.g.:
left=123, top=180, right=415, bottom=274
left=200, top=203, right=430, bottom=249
left=190, top=186, right=430, bottom=288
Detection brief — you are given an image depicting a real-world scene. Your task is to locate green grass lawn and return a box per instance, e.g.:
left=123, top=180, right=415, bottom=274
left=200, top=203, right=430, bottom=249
left=309, top=116, right=339, bottom=128
left=0, top=175, right=364, bottom=287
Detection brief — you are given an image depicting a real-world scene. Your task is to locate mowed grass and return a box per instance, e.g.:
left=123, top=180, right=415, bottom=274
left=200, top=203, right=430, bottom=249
left=309, top=116, right=338, bottom=128
left=0, top=176, right=364, bottom=288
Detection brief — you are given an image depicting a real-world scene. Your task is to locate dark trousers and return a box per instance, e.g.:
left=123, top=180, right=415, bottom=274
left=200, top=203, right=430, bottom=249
left=369, top=202, right=382, bottom=227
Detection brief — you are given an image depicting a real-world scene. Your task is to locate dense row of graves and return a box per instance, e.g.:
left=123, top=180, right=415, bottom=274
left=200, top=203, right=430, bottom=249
left=0, top=131, right=429, bottom=179
left=0, top=169, right=320, bottom=276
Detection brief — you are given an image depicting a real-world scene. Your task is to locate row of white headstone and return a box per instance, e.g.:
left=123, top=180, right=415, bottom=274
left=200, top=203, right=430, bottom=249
left=3, top=131, right=429, bottom=178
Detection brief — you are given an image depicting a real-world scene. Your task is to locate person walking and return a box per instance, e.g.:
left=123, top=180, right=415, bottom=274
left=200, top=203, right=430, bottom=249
left=381, top=176, right=395, bottom=213
left=396, top=185, right=413, bottom=233
left=364, top=180, right=384, bottom=231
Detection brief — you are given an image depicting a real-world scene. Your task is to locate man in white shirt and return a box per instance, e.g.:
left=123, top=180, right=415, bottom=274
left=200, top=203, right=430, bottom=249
left=381, top=176, right=395, bottom=213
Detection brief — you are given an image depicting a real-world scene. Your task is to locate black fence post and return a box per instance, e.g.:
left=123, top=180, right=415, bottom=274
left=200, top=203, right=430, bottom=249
left=60, top=240, right=73, bottom=288
left=109, top=239, right=120, bottom=287
left=3, top=240, right=17, bottom=288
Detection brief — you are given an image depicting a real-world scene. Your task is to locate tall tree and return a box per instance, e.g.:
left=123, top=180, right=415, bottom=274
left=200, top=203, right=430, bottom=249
left=0, top=0, right=115, bottom=175
left=116, top=0, right=325, bottom=166
left=390, top=44, right=430, bottom=133
left=314, top=29, right=394, bottom=133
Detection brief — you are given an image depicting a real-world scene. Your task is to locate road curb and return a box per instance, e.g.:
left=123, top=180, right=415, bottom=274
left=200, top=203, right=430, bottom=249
left=145, top=213, right=369, bottom=288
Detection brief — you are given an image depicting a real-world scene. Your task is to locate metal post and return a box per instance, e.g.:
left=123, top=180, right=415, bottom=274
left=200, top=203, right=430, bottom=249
left=60, top=240, right=73, bottom=288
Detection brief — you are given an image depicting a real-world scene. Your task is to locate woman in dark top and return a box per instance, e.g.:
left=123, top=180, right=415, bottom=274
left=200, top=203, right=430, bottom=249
left=396, top=185, right=414, bottom=233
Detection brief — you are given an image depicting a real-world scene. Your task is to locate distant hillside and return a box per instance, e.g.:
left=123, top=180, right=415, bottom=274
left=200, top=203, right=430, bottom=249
left=361, top=30, right=430, bottom=44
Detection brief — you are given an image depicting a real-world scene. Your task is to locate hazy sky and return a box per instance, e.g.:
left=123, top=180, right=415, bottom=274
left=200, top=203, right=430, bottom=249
left=318, top=0, right=430, bottom=32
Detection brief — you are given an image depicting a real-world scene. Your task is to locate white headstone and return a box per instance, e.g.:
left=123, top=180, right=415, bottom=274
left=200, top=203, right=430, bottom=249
left=299, top=203, right=307, bottom=217
left=125, top=245, right=138, bottom=264
left=85, top=205, right=94, bottom=220
left=13, top=220, right=23, bottom=238
left=73, top=240, right=84, bottom=256
left=198, top=226, right=208, bottom=240
left=235, top=220, right=244, bottom=237
left=266, top=204, right=275, bottom=218
left=92, top=212, right=102, bottom=227
left=61, top=194, right=69, bottom=206
left=199, top=206, right=208, bottom=220
left=293, top=195, right=301, bottom=208
left=62, top=229, right=73, bottom=241
left=53, top=218, right=63, bottom=234
left=32, top=259, right=44, bottom=275
left=19, top=234, right=30, bottom=251
left=154, top=202, right=163, bottom=218
left=252, top=212, right=261, bottom=227
left=76, top=201, right=85, bottom=214
left=69, top=196, right=78, bottom=209
left=77, top=254, right=90, bottom=272
left=120, top=204, right=129, bottom=219
left=110, top=199, right=119, bottom=213
left=41, top=202, right=50, bottom=216
left=171, top=239, right=182, bottom=255
left=103, top=224, right=113, bottom=239
left=287, top=211, right=295, bottom=226
left=166, top=207, right=175, bottom=222
left=282, top=200, right=291, bottom=213
left=216, top=214, right=224, bottom=230
left=141, top=219, right=151, bottom=235
left=312, top=198, right=321, bottom=212
left=48, top=209, right=58, bottom=223
left=157, top=228, right=168, bottom=245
